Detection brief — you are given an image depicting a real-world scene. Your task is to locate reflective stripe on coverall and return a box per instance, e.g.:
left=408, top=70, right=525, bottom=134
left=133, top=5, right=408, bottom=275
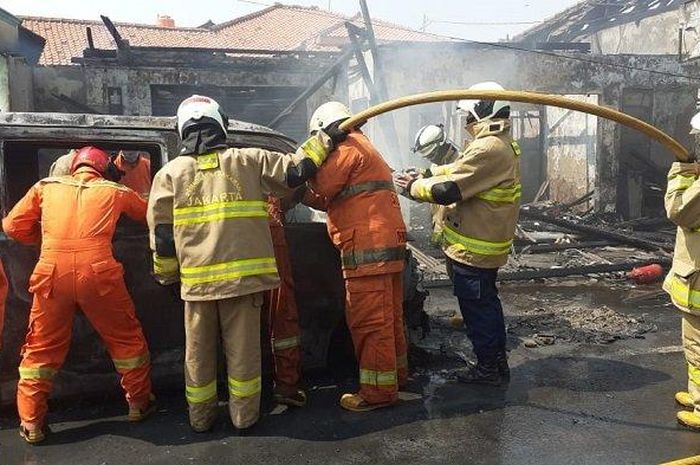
left=2, top=169, right=152, bottom=429
left=308, top=131, right=408, bottom=405
left=147, top=134, right=331, bottom=429
left=264, top=197, right=301, bottom=391
left=115, top=153, right=152, bottom=199
left=663, top=162, right=700, bottom=414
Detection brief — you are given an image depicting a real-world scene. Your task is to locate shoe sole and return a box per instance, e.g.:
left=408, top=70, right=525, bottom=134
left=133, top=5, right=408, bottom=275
left=340, top=401, right=394, bottom=413
left=678, top=418, right=700, bottom=431
left=19, top=429, right=45, bottom=444
left=129, top=403, right=157, bottom=422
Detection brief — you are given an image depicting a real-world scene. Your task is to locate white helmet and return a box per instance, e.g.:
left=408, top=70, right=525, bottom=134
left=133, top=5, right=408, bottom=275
left=309, top=101, right=352, bottom=134
left=457, top=82, right=510, bottom=124
left=691, top=111, right=700, bottom=135
left=176, top=95, right=228, bottom=138
left=413, top=124, right=459, bottom=164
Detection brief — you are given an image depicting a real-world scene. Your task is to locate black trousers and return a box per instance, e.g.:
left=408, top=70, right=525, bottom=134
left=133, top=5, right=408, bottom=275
left=450, top=260, right=506, bottom=364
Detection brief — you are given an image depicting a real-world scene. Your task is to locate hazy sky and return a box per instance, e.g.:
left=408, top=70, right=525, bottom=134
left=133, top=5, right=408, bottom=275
left=2, top=0, right=581, bottom=42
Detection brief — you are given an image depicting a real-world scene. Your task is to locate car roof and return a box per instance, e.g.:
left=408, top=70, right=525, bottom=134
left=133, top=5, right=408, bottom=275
left=0, top=112, right=297, bottom=145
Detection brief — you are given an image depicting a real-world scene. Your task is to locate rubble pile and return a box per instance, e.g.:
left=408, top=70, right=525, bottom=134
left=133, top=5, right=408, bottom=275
left=508, top=305, right=657, bottom=345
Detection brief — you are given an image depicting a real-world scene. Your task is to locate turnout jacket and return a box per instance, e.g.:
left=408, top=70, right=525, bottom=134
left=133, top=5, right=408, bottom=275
left=147, top=133, right=332, bottom=301
left=664, top=162, right=700, bottom=314
left=409, top=119, right=521, bottom=269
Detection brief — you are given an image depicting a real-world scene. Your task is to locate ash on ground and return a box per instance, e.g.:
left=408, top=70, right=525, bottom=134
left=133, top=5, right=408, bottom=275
left=508, top=304, right=657, bottom=345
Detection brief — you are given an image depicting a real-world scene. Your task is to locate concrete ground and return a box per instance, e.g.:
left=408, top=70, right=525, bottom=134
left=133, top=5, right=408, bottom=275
left=2, top=280, right=700, bottom=465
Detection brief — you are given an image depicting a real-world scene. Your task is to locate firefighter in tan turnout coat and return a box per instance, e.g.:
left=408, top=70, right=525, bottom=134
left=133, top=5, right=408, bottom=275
left=147, top=95, right=345, bottom=432
left=664, top=112, right=700, bottom=431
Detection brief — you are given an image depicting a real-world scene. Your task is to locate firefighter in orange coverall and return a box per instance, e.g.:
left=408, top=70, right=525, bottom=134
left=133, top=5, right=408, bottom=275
left=264, top=196, right=305, bottom=406
left=305, top=102, right=408, bottom=412
left=114, top=151, right=152, bottom=199
left=3, top=147, right=154, bottom=444
left=0, top=260, right=8, bottom=350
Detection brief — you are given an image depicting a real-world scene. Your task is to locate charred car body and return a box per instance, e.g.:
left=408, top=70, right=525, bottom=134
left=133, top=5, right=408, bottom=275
left=0, top=112, right=425, bottom=404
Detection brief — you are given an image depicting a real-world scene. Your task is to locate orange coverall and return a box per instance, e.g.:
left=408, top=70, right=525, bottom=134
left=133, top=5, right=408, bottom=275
left=2, top=167, right=152, bottom=430
left=115, top=153, right=152, bottom=198
left=308, top=131, right=408, bottom=405
left=0, top=261, right=8, bottom=350
left=264, top=197, right=301, bottom=392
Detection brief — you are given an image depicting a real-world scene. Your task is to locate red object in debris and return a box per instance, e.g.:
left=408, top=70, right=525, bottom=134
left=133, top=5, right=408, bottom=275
left=628, top=264, right=664, bottom=284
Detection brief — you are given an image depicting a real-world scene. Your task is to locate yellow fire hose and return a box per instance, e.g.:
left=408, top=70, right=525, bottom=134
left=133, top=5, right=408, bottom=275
left=339, top=90, right=692, bottom=162
left=660, top=454, right=700, bottom=465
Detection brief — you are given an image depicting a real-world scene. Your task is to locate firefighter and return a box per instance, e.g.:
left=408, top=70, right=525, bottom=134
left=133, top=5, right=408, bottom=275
left=147, top=95, right=344, bottom=433
left=304, top=101, right=408, bottom=412
left=411, top=124, right=461, bottom=246
left=664, top=111, right=700, bottom=430
left=3, top=146, right=154, bottom=444
left=114, top=151, right=152, bottom=199
left=0, top=260, right=8, bottom=350
left=264, top=196, right=305, bottom=407
left=395, top=82, right=521, bottom=386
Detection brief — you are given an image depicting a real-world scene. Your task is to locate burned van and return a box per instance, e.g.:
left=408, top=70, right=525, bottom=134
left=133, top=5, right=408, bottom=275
left=0, top=113, right=425, bottom=404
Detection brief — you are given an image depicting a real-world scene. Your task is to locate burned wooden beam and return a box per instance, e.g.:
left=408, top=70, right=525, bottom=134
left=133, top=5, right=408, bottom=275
left=520, top=207, right=674, bottom=252
left=345, top=22, right=379, bottom=103
left=267, top=48, right=354, bottom=129
left=100, top=15, right=130, bottom=52
left=424, top=258, right=671, bottom=288
left=86, top=27, right=95, bottom=50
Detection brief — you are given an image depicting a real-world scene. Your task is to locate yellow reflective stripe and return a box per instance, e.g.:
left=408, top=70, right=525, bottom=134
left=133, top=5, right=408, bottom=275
left=301, top=137, right=328, bottom=167
left=359, top=368, right=397, bottom=387
left=186, top=380, right=217, bottom=404
left=180, top=257, right=277, bottom=286
left=173, top=201, right=269, bottom=226
left=511, top=141, right=522, bottom=157
left=197, top=153, right=219, bottom=170
left=442, top=225, right=513, bottom=257
left=113, top=352, right=150, bottom=370
left=19, top=366, right=57, bottom=380
left=690, top=364, right=700, bottom=387
left=476, top=183, right=522, bottom=203
left=42, top=177, right=131, bottom=192
left=668, top=175, right=696, bottom=194
left=153, top=254, right=179, bottom=276
left=664, top=274, right=700, bottom=310
left=273, top=335, right=301, bottom=351
left=412, top=179, right=434, bottom=202
left=228, top=376, right=262, bottom=398
left=432, top=165, right=452, bottom=176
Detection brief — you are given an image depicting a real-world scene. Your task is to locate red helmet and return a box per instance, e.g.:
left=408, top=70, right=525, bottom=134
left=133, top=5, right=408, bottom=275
left=70, top=146, right=110, bottom=175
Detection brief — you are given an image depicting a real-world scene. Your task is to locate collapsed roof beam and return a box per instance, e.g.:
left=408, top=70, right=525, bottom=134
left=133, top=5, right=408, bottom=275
left=100, top=15, right=130, bottom=52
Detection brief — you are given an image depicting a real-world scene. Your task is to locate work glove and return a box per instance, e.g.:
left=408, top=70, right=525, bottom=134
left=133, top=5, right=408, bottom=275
left=323, top=120, right=349, bottom=148
left=393, top=171, right=419, bottom=199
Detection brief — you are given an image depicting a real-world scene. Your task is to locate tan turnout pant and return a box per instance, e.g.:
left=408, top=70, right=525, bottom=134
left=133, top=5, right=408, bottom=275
left=184, top=293, right=263, bottom=430
left=683, top=313, right=700, bottom=414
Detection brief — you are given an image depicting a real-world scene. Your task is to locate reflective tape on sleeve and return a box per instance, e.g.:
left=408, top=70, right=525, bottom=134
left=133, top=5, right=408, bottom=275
left=667, top=175, right=696, bottom=195
left=663, top=274, right=700, bottom=310
left=153, top=254, right=179, bottom=276
left=228, top=375, right=262, bottom=398
left=113, top=352, right=150, bottom=371
left=19, top=366, right=57, bottom=380
left=442, top=225, right=513, bottom=257
left=476, top=183, right=522, bottom=204
left=273, top=335, right=301, bottom=351
left=186, top=380, right=217, bottom=404
left=180, top=257, right=278, bottom=286
left=359, top=368, right=397, bottom=387
left=690, top=364, right=700, bottom=387
left=300, top=137, right=328, bottom=167
left=174, top=201, right=268, bottom=226
left=511, top=141, right=522, bottom=157
left=411, top=180, right=435, bottom=202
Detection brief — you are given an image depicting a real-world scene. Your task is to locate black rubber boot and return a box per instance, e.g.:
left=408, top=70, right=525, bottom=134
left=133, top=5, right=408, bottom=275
left=497, top=353, right=510, bottom=381
left=456, top=362, right=503, bottom=386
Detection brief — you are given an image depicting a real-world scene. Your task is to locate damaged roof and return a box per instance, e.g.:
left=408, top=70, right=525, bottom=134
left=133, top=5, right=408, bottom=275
left=514, top=0, right=682, bottom=43
left=20, top=4, right=449, bottom=66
